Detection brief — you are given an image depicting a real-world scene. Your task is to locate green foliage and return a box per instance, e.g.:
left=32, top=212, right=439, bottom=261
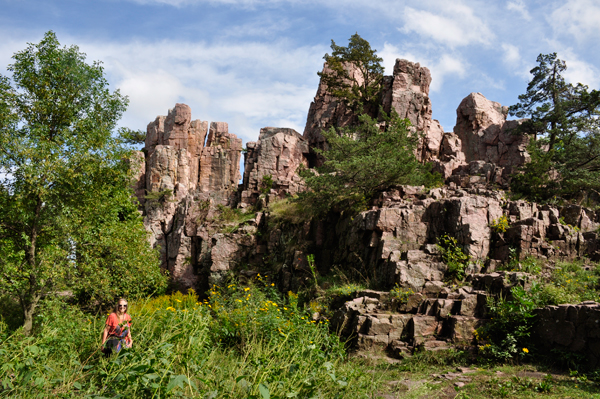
left=476, top=286, right=537, bottom=362
left=389, top=284, right=414, bottom=304
left=0, top=31, right=166, bottom=334
left=267, top=198, right=311, bottom=226
left=500, top=255, right=542, bottom=275
left=437, top=234, right=470, bottom=281
left=260, top=174, right=274, bottom=195
left=509, top=53, right=600, bottom=200
left=298, top=111, right=442, bottom=216
left=527, top=260, right=599, bottom=306
left=216, top=205, right=256, bottom=234
left=0, top=285, right=366, bottom=398
left=307, top=254, right=319, bottom=289
left=118, top=127, right=146, bottom=146
left=490, top=215, right=509, bottom=233
left=318, top=33, right=384, bottom=114
left=144, top=188, right=174, bottom=204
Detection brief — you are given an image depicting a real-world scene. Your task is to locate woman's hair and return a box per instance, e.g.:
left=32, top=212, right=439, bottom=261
left=114, top=298, right=129, bottom=314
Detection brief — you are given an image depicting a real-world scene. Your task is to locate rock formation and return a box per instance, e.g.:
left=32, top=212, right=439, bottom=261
left=239, top=127, right=310, bottom=207
left=303, top=59, right=445, bottom=165
left=128, top=58, right=600, bottom=364
left=134, top=103, right=243, bottom=289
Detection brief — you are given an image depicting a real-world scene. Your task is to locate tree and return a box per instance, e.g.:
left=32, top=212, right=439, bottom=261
left=119, top=127, right=146, bottom=146
left=0, top=32, right=167, bottom=335
left=509, top=53, right=600, bottom=200
left=318, top=33, right=384, bottom=115
left=297, top=111, right=441, bottom=216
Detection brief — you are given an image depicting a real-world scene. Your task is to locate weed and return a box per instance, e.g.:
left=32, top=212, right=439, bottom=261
left=490, top=215, right=509, bottom=233
left=476, top=286, right=537, bottom=362
left=307, top=254, right=319, bottom=289
left=389, top=284, right=414, bottom=304
left=438, top=234, right=470, bottom=281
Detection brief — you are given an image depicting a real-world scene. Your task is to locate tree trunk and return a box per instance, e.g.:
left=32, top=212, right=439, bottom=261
left=22, top=294, right=41, bottom=336
left=22, top=197, right=42, bottom=336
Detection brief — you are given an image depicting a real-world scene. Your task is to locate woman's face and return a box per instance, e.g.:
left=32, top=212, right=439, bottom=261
left=118, top=301, right=128, bottom=313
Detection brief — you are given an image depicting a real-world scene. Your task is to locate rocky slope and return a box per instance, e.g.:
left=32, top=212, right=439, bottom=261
left=129, top=58, right=600, bottom=363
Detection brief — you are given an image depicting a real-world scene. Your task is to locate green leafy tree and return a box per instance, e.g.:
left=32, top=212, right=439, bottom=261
left=0, top=32, right=166, bottom=335
left=297, top=111, right=441, bottom=216
left=318, top=33, right=384, bottom=114
left=509, top=53, right=600, bottom=200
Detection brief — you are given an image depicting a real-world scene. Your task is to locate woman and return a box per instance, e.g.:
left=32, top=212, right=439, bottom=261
left=101, top=298, right=133, bottom=355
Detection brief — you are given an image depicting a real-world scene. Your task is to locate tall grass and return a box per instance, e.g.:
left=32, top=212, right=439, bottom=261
left=0, top=284, right=376, bottom=398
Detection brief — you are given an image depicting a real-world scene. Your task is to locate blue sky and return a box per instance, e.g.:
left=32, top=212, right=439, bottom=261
left=1, top=0, right=599, bottom=146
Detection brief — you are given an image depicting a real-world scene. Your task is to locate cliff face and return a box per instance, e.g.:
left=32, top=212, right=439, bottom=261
left=132, top=62, right=600, bottom=291
left=134, top=103, right=243, bottom=289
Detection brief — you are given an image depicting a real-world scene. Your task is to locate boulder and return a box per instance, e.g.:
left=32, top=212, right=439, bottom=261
left=454, top=93, right=529, bottom=168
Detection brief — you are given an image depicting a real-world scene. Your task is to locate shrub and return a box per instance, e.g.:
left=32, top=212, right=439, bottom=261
left=437, top=234, right=470, bottom=281
left=260, top=174, right=274, bottom=195
left=490, top=215, right=509, bottom=233
left=476, top=286, right=537, bottom=362
left=298, top=111, right=442, bottom=216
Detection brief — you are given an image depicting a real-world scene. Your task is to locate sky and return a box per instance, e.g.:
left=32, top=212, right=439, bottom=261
left=1, top=0, right=599, bottom=147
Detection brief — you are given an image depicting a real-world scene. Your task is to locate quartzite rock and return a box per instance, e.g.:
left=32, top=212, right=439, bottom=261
left=137, top=104, right=243, bottom=289
left=454, top=92, right=529, bottom=168
left=240, top=127, right=310, bottom=206
left=303, top=59, right=440, bottom=165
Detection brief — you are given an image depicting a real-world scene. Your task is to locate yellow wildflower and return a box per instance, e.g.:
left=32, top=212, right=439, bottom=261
left=522, top=348, right=529, bottom=353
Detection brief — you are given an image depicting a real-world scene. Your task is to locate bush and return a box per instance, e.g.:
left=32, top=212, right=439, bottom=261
left=490, top=215, right=509, bottom=233
left=437, top=234, right=470, bottom=281
left=476, top=286, right=537, bottom=362
left=298, top=111, right=442, bottom=216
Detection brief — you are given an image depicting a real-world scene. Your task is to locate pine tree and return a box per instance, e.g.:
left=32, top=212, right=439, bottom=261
left=509, top=53, right=600, bottom=200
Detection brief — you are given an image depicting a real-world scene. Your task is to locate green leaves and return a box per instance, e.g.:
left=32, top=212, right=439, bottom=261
left=318, top=33, right=384, bottom=114
left=0, top=31, right=165, bottom=334
left=509, top=53, right=600, bottom=200
left=297, top=111, right=441, bottom=216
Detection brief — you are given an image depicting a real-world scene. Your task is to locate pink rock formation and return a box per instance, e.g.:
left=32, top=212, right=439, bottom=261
left=145, top=103, right=208, bottom=192
left=137, top=104, right=243, bottom=289
left=304, top=58, right=444, bottom=164
left=381, top=59, right=432, bottom=132
left=240, top=127, right=309, bottom=206
left=454, top=92, right=529, bottom=168
left=198, top=122, right=242, bottom=193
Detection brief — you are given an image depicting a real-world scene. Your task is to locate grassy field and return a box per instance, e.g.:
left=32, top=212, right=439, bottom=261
left=1, top=273, right=600, bottom=398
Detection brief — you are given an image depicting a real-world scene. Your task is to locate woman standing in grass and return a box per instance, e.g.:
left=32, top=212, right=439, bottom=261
left=101, top=298, right=133, bottom=355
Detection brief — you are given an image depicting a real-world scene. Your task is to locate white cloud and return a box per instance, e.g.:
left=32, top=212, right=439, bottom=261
left=550, top=0, right=600, bottom=42
left=72, top=38, right=326, bottom=143
left=380, top=43, right=466, bottom=92
left=400, top=4, right=494, bottom=47
left=563, top=56, right=600, bottom=88
left=506, top=0, right=531, bottom=20
left=501, top=43, right=520, bottom=67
